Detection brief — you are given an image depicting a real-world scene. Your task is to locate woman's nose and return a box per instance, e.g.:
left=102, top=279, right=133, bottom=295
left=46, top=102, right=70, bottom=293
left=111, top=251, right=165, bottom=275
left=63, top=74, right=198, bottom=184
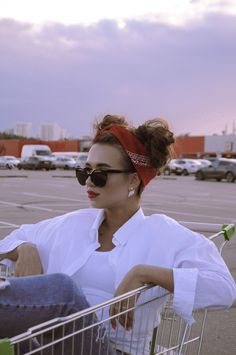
left=85, top=175, right=94, bottom=187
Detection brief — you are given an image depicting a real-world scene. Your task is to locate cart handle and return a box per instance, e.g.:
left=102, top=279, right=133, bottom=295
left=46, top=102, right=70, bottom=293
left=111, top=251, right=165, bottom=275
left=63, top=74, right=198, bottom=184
left=221, top=224, right=235, bottom=241
left=0, top=338, right=14, bottom=355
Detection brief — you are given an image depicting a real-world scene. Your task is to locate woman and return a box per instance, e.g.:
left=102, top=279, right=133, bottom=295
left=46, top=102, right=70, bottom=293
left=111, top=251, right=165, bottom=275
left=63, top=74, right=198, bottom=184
left=0, top=114, right=236, bottom=354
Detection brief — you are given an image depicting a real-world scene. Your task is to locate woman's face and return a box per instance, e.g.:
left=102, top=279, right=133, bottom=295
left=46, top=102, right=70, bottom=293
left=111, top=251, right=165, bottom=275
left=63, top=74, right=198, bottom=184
left=84, top=143, right=134, bottom=209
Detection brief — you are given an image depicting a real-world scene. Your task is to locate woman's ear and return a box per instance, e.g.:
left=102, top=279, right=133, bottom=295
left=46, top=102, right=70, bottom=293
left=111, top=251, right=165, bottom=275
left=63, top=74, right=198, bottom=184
left=129, top=172, right=141, bottom=190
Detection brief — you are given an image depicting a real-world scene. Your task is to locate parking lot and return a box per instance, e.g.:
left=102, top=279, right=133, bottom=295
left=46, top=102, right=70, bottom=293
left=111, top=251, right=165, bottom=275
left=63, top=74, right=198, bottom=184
left=0, top=170, right=236, bottom=354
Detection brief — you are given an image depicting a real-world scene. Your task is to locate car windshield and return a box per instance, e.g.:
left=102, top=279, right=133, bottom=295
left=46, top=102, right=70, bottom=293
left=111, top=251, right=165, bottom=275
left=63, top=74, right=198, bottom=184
left=35, top=150, right=51, bottom=156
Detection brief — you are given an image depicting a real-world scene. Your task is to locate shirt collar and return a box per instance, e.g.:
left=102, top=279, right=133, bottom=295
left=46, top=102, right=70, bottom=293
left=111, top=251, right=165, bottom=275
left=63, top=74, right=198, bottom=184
left=89, top=209, right=105, bottom=241
left=89, top=207, right=145, bottom=246
left=113, top=207, right=145, bottom=246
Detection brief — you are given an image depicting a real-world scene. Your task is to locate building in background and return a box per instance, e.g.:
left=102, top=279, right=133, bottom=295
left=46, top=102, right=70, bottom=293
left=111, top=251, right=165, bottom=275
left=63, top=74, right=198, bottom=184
left=15, top=122, right=32, bottom=138
left=79, top=136, right=92, bottom=151
left=0, top=131, right=236, bottom=159
left=40, top=123, right=67, bottom=141
left=204, top=134, right=236, bottom=154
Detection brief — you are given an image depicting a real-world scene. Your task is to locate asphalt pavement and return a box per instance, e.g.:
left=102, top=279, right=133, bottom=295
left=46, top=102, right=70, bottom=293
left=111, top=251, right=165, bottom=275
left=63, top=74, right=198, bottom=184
left=0, top=169, right=235, bottom=354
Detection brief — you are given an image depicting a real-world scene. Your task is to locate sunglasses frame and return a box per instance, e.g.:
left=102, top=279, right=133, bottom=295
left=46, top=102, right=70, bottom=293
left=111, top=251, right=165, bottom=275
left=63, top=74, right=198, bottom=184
left=75, top=167, right=132, bottom=187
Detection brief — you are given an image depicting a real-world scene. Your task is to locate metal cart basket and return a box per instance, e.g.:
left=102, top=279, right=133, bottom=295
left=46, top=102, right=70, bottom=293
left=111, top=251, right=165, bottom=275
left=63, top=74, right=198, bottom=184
left=0, top=222, right=235, bottom=355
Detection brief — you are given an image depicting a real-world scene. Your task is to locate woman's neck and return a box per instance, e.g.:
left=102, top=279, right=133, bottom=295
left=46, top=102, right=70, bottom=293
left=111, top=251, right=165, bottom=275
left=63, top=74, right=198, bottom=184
left=103, top=204, right=140, bottom=231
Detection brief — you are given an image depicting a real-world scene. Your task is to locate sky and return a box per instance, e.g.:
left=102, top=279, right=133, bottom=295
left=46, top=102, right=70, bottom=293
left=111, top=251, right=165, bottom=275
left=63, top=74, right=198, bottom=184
left=0, top=0, right=236, bottom=138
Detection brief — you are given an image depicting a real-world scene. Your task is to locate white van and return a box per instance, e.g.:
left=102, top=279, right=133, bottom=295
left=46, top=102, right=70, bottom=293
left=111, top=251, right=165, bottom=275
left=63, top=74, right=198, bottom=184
left=21, top=145, right=53, bottom=160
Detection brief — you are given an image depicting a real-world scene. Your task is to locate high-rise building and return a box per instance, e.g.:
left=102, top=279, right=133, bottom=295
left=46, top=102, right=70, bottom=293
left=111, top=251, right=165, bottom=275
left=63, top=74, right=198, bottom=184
left=40, top=123, right=67, bottom=140
left=15, top=122, right=32, bottom=137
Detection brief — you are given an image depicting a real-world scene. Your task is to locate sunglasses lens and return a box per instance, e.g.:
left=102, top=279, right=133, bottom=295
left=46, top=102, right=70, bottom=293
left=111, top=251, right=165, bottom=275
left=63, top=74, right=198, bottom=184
left=91, top=171, right=107, bottom=187
left=76, top=169, right=108, bottom=187
left=76, top=169, right=88, bottom=185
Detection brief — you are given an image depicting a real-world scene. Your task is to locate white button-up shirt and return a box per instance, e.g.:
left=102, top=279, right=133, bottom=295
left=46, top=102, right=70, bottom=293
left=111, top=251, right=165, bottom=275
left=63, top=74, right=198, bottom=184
left=0, top=207, right=236, bottom=328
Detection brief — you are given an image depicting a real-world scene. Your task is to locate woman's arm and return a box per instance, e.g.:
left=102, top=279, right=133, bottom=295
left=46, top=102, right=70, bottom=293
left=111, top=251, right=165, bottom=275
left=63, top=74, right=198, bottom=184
left=110, top=265, right=173, bottom=330
left=0, top=243, right=43, bottom=276
left=113, top=264, right=173, bottom=296
left=137, top=264, right=174, bottom=292
left=0, top=248, right=18, bottom=262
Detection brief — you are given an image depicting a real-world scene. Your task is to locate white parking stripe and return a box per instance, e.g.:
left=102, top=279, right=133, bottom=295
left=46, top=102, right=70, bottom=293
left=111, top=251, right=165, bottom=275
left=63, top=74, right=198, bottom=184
left=143, top=207, right=236, bottom=222
left=21, top=192, right=85, bottom=202
left=144, top=192, right=236, bottom=205
left=0, top=221, right=20, bottom=227
left=0, top=200, right=67, bottom=213
left=0, top=227, right=17, bottom=229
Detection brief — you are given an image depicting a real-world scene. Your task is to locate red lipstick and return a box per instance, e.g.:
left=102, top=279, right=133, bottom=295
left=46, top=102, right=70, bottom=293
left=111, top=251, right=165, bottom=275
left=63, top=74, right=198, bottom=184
left=87, top=190, right=100, bottom=199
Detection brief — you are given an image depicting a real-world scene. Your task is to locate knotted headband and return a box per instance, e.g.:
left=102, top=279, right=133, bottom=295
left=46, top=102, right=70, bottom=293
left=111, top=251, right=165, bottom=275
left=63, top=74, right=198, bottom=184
left=94, top=125, right=157, bottom=187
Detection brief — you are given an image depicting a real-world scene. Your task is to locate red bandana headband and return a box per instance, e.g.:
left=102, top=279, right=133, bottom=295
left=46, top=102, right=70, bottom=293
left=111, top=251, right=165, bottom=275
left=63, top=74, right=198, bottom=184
left=94, top=125, right=157, bottom=187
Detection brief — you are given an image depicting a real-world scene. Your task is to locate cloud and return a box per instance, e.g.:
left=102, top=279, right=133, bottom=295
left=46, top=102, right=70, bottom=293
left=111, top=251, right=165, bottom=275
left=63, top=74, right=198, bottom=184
left=0, top=14, right=236, bottom=137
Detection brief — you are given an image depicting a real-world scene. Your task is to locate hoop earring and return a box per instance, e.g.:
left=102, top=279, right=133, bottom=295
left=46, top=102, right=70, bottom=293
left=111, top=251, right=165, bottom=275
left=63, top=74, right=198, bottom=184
left=128, top=187, right=135, bottom=198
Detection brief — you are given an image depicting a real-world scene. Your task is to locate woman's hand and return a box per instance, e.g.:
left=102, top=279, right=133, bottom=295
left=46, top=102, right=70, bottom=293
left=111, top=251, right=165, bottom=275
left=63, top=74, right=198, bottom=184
left=109, top=265, right=144, bottom=331
left=14, top=243, right=43, bottom=276
left=109, top=264, right=174, bottom=330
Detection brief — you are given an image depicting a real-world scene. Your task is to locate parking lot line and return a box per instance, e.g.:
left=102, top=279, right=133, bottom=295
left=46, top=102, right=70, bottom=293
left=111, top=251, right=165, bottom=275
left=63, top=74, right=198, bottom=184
left=0, top=200, right=68, bottom=213
left=20, top=192, right=85, bottom=202
left=143, top=206, right=236, bottom=222
left=0, top=221, right=20, bottom=227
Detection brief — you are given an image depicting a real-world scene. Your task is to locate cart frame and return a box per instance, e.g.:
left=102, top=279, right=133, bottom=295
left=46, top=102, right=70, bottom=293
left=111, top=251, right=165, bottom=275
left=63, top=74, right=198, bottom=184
left=0, top=222, right=235, bottom=355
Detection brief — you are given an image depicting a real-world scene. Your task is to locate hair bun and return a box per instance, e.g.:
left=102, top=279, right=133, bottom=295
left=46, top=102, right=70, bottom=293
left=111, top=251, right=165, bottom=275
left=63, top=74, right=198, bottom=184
left=135, top=118, right=175, bottom=169
left=94, top=114, right=130, bottom=131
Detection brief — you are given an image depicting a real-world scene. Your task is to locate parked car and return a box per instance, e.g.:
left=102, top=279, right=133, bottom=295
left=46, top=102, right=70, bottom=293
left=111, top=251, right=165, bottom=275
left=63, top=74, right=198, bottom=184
left=173, top=159, right=202, bottom=175
left=3, top=156, right=20, bottom=167
left=54, top=156, right=76, bottom=170
left=163, top=159, right=184, bottom=175
left=75, top=153, right=88, bottom=168
left=197, top=159, right=212, bottom=168
left=17, top=157, right=56, bottom=171
left=0, top=156, right=13, bottom=169
left=195, top=158, right=236, bottom=182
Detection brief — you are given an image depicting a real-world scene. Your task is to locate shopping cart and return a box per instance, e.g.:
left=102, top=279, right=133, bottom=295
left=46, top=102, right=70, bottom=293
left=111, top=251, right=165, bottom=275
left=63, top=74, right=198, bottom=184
left=0, top=222, right=235, bottom=355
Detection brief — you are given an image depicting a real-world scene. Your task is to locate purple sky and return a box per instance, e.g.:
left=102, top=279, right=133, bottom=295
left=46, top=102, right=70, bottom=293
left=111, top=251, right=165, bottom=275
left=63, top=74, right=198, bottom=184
left=0, top=13, right=236, bottom=137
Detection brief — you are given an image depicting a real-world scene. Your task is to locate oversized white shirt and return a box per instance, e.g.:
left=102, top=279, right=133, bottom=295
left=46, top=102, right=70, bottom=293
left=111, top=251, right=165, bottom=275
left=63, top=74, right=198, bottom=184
left=0, top=207, right=236, bottom=328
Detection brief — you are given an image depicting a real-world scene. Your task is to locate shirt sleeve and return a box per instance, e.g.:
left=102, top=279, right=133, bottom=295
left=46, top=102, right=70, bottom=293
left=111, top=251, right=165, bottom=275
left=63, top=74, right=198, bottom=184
left=172, top=233, right=236, bottom=325
left=0, top=215, right=64, bottom=272
left=0, top=224, right=36, bottom=253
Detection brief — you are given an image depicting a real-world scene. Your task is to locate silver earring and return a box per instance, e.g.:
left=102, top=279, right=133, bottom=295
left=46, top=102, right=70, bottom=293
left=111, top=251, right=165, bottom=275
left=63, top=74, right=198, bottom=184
left=128, top=187, right=135, bottom=198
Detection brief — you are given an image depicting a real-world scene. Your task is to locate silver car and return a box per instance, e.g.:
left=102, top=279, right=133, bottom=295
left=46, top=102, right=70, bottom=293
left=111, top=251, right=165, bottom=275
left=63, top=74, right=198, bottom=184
left=195, top=158, right=236, bottom=182
left=54, top=156, right=76, bottom=170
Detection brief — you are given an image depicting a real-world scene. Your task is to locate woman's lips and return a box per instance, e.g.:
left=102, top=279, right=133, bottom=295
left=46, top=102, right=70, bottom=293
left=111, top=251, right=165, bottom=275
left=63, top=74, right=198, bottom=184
left=87, top=191, right=100, bottom=199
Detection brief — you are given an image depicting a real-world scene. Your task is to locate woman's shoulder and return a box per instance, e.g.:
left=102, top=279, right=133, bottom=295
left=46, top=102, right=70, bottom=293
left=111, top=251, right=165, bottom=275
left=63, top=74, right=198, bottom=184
left=48, top=208, right=100, bottom=225
left=144, top=213, right=180, bottom=228
left=26, top=208, right=101, bottom=231
left=143, top=213, right=204, bottom=242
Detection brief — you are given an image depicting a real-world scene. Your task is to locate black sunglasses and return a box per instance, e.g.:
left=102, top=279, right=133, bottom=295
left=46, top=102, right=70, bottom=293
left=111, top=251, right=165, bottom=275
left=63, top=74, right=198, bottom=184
left=75, top=167, right=131, bottom=187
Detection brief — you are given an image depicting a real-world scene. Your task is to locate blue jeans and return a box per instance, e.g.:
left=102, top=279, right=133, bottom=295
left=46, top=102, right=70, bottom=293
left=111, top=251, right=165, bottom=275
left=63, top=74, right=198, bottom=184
left=0, top=273, right=115, bottom=354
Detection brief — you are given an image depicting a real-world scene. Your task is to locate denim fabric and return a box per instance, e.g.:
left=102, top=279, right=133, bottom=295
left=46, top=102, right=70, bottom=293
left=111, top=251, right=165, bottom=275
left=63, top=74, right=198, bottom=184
left=0, top=273, right=115, bottom=355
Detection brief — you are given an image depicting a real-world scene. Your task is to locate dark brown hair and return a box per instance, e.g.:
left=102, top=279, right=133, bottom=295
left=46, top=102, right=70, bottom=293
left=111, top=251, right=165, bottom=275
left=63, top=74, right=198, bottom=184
left=93, top=114, right=175, bottom=171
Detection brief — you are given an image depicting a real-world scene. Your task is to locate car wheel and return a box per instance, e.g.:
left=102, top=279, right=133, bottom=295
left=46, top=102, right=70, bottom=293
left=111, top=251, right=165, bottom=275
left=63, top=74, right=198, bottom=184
left=182, top=169, right=189, bottom=176
left=216, top=178, right=222, bottom=182
left=226, top=172, right=235, bottom=183
left=163, top=167, right=170, bottom=175
left=6, top=164, right=12, bottom=169
left=18, top=166, right=22, bottom=170
left=195, top=171, right=205, bottom=180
